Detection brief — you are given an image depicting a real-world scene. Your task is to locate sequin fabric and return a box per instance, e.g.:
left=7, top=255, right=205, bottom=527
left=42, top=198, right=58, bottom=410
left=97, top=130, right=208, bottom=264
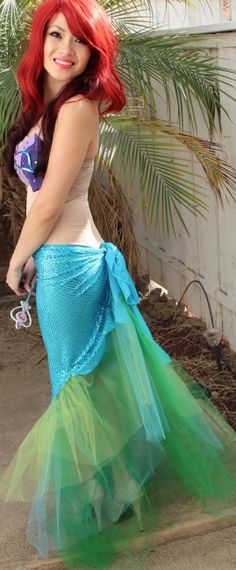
left=14, top=133, right=44, bottom=191
left=33, top=242, right=140, bottom=399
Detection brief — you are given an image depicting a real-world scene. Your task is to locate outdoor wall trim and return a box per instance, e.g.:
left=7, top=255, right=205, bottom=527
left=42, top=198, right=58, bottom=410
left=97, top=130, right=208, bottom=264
left=155, top=24, right=236, bottom=49
left=155, top=21, right=236, bottom=37
left=138, top=238, right=236, bottom=316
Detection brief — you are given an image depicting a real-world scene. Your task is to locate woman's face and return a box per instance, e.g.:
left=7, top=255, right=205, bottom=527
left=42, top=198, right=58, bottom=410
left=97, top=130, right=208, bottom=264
left=43, top=12, right=92, bottom=93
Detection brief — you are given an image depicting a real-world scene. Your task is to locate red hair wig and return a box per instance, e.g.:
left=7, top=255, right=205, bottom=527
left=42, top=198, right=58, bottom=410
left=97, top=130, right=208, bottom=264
left=3, top=0, right=126, bottom=178
left=18, top=0, right=126, bottom=118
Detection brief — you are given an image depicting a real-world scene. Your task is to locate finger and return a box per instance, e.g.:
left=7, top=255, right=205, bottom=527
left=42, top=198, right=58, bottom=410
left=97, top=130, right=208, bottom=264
left=8, top=279, right=25, bottom=296
left=19, top=278, right=27, bottom=293
left=6, top=281, right=14, bottom=292
left=24, top=281, right=32, bottom=293
left=18, top=290, right=25, bottom=296
left=16, top=284, right=26, bottom=296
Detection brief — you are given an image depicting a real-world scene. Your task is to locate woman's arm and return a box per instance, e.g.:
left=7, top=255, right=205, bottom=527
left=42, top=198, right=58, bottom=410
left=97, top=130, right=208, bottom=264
left=6, top=98, right=98, bottom=293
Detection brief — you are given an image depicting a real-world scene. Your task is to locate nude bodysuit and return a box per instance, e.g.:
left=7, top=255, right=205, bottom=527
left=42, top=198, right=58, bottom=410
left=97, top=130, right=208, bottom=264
left=14, top=130, right=103, bottom=248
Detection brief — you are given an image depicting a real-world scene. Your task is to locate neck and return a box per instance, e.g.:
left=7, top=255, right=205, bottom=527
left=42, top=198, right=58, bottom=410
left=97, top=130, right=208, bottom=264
left=43, top=75, right=66, bottom=105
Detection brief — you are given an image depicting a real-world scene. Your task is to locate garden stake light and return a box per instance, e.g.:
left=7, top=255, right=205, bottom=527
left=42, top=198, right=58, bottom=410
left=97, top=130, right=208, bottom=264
left=175, top=279, right=222, bottom=372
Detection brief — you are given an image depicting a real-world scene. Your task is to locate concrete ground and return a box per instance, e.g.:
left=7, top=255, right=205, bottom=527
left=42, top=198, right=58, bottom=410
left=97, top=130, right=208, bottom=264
left=1, top=295, right=236, bottom=570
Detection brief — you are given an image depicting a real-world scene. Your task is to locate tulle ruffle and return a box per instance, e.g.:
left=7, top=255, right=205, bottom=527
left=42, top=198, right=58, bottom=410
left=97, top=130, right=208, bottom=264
left=1, top=242, right=236, bottom=568
left=1, top=306, right=236, bottom=567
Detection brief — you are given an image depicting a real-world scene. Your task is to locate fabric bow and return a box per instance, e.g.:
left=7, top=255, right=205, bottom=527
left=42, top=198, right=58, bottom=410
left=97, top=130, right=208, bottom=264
left=100, top=242, right=140, bottom=324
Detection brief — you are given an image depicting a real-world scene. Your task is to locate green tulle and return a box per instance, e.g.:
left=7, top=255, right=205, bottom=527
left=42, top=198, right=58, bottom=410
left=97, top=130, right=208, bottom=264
left=1, top=306, right=236, bottom=569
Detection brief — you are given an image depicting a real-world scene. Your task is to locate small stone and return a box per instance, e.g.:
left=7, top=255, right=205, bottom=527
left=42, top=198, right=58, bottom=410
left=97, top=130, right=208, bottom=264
left=159, top=293, right=168, bottom=303
left=211, top=391, right=219, bottom=398
left=148, top=288, right=163, bottom=305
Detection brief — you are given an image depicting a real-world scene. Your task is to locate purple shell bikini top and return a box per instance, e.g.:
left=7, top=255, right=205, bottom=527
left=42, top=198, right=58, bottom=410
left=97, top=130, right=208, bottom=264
left=14, top=132, right=44, bottom=192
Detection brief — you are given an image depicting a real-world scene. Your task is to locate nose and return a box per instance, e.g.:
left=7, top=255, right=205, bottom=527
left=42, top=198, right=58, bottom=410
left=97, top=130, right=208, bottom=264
left=59, top=36, right=75, bottom=56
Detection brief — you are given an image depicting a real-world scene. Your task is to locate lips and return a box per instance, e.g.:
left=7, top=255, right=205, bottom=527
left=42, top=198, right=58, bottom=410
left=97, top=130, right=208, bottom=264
left=54, top=58, right=75, bottom=68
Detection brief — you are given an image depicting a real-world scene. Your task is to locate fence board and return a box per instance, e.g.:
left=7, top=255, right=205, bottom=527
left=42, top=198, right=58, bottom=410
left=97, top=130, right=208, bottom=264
left=153, top=0, right=235, bottom=29
left=133, top=26, right=236, bottom=349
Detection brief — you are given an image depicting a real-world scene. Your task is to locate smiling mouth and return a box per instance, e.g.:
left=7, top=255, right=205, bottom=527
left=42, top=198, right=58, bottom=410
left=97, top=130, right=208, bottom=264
left=54, top=59, right=75, bottom=67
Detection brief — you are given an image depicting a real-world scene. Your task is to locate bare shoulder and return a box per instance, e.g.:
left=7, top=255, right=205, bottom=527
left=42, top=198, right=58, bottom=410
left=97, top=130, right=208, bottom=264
left=51, top=95, right=100, bottom=160
left=57, top=96, right=99, bottom=127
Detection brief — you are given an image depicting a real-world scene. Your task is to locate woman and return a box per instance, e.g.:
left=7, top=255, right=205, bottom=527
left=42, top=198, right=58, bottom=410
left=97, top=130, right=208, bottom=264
left=1, top=0, right=236, bottom=568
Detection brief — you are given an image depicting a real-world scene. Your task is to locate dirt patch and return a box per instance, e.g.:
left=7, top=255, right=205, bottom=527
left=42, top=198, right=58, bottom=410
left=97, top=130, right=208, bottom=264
left=139, top=287, right=236, bottom=431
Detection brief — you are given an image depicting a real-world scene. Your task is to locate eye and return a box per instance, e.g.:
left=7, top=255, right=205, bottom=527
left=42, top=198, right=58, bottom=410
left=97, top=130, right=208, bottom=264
left=49, top=31, right=61, bottom=38
left=75, top=37, right=87, bottom=45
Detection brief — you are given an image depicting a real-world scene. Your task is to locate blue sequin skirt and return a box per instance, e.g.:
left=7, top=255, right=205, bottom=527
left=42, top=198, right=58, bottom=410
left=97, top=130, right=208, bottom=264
left=33, top=242, right=171, bottom=400
left=1, top=242, right=236, bottom=569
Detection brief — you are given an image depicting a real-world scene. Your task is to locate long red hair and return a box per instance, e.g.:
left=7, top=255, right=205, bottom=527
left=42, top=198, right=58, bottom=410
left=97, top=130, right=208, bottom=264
left=3, top=0, right=126, bottom=178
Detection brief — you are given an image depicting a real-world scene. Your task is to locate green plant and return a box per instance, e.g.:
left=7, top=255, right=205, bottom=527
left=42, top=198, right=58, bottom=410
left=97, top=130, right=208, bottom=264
left=0, top=0, right=236, bottom=241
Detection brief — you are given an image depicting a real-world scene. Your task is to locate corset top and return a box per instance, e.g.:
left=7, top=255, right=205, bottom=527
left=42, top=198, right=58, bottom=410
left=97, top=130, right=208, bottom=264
left=14, top=132, right=95, bottom=198
left=14, top=133, right=44, bottom=192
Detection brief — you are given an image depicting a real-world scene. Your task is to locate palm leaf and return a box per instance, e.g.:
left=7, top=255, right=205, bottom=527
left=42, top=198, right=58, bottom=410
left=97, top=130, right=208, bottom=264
left=0, top=68, right=20, bottom=143
left=1, top=0, right=235, bottom=135
left=102, top=0, right=153, bottom=17
left=119, top=31, right=236, bottom=133
left=0, top=0, right=235, bottom=241
left=98, top=115, right=236, bottom=236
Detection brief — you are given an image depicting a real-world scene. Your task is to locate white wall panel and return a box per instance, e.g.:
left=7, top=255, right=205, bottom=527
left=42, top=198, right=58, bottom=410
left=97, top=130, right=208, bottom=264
left=133, top=26, right=236, bottom=349
left=153, top=0, right=235, bottom=29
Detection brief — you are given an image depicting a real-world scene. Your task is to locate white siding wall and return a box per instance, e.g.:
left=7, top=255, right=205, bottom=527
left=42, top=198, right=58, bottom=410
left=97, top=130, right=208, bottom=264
left=131, top=29, right=236, bottom=350
left=151, top=0, right=236, bottom=29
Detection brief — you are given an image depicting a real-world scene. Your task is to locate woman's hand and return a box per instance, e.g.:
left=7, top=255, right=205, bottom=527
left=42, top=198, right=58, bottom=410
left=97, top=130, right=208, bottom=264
left=6, top=264, right=24, bottom=296
left=6, top=257, right=37, bottom=295
left=21, top=257, right=37, bottom=293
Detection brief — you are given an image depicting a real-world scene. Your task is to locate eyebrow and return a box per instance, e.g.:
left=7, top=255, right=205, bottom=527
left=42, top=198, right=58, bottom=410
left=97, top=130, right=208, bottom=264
left=48, top=24, right=66, bottom=32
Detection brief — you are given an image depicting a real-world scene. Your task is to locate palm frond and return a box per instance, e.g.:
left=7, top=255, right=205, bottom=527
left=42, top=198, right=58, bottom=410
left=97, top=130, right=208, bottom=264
left=0, top=67, right=20, bottom=144
left=0, top=0, right=235, bottom=241
left=98, top=115, right=236, bottom=236
left=101, top=0, right=153, bottom=17
left=119, top=31, right=236, bottom=133
left=1, top=0, right=233, bottom=135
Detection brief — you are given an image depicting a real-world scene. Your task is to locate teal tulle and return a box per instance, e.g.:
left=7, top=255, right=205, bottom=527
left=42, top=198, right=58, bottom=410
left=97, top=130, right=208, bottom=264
left=33, top=242, right=171, bottom=412
left=0, top=241, right=236, bottom=570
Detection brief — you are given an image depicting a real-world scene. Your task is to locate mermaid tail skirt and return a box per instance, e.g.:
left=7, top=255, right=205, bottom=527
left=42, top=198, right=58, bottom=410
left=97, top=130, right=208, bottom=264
left=1, top=242, right=236, bottom=568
